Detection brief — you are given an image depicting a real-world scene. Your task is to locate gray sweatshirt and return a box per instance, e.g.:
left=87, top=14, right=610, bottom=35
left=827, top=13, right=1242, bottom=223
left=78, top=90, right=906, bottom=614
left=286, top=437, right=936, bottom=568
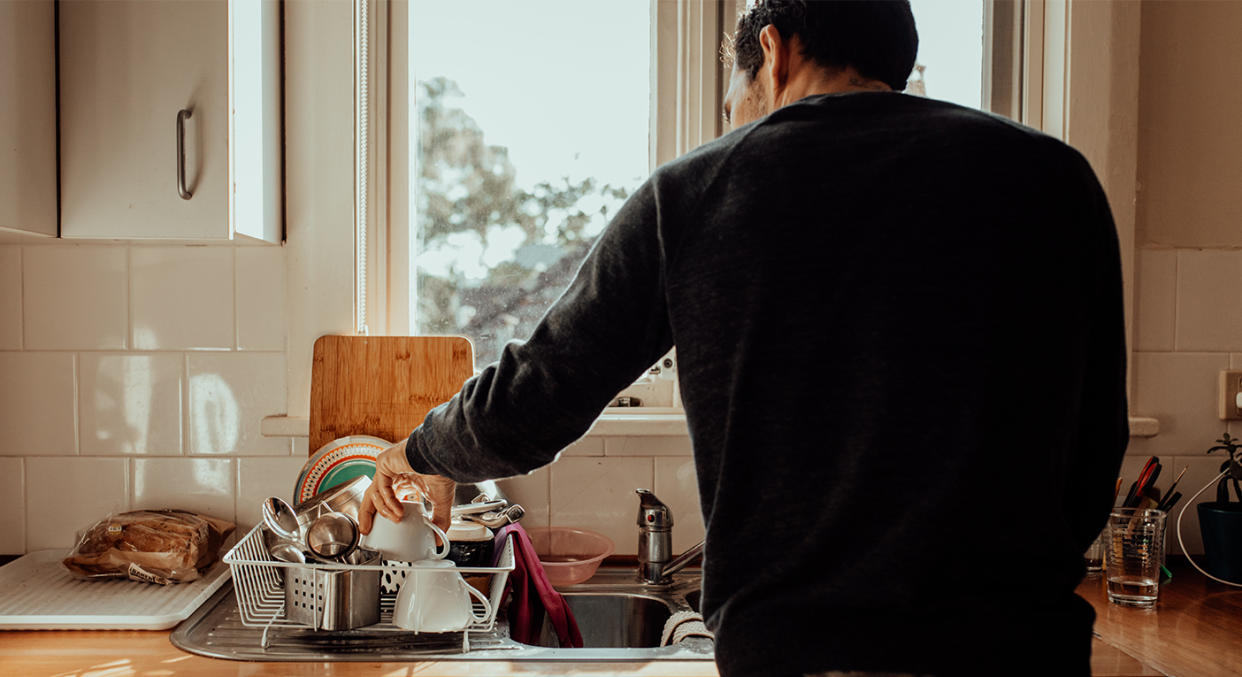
left=405, top=92, right=1129, bottom=676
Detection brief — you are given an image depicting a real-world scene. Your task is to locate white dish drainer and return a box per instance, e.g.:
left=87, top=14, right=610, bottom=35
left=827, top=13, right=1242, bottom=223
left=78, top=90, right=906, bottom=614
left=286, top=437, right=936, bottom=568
left=223, top=523, right=514, bottom=649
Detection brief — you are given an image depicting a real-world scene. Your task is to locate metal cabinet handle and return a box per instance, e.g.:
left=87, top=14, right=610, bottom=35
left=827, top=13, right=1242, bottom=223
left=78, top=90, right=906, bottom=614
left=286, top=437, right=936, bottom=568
left=177, top=109, right=193, bottom=200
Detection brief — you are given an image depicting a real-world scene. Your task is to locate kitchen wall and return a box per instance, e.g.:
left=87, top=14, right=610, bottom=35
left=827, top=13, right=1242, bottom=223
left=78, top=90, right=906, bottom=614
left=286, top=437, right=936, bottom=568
left=1124, top=0, right=1242, bottom=554
left=0, top=242, right=292, bottom=554
left=0, top=242, right=704, bottom=556
left=6, top=0, right=1240, bottom=562
left=0, top=0, right=706, bottom=559
left=1134, top=0, right=1242, bottom=249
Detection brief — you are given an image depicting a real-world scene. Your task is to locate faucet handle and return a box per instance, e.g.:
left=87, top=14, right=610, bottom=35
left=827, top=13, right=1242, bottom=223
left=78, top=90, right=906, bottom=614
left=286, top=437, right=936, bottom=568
left=635, top=488, right=673, bottom=529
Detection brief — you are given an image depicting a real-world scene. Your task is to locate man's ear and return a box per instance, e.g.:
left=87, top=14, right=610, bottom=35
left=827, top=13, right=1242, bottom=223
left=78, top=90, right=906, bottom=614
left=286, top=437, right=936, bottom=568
left=758, top=24, right=789, bottom=101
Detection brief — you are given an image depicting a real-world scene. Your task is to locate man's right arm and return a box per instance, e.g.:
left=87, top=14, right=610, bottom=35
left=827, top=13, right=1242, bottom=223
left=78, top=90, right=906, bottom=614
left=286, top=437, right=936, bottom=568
left=400, top=179, right=677, bottom=483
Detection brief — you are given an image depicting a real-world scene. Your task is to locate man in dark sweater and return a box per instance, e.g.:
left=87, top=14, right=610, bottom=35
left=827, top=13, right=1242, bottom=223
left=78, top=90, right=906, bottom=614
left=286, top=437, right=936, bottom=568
left=360, top=1, right=1129, bottom=675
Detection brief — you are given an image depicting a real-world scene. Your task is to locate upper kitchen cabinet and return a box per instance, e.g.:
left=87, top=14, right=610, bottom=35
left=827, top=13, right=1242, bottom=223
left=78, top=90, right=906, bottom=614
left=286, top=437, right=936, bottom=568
left=0, top=0, right=57, bottom=238
left=59, top=0, right=282, bottom=243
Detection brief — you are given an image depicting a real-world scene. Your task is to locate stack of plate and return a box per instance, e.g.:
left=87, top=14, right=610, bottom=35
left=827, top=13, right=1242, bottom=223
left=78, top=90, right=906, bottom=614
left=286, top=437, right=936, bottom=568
left=294, top=435, right=391, bottom=504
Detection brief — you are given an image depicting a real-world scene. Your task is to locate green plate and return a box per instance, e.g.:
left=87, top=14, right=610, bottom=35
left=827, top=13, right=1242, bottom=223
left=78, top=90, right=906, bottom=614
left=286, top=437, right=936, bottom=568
left=294, top=435, right=391, bottom=504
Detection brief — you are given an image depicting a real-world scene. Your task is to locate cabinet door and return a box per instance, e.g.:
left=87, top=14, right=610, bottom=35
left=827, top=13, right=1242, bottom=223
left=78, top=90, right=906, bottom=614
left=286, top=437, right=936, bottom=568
left=59, top=0, right=229, bottom=240
left=0, top=0, right=57, bottom=238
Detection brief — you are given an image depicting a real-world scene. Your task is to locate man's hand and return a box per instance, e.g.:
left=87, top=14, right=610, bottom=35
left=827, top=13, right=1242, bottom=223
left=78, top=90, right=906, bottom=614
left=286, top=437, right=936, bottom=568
left=359, top=439, right=455, bottom=536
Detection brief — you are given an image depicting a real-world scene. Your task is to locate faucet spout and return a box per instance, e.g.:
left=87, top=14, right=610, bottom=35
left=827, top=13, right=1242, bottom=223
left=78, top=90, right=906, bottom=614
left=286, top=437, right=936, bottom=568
left=661, top=539, right=705, bottom=579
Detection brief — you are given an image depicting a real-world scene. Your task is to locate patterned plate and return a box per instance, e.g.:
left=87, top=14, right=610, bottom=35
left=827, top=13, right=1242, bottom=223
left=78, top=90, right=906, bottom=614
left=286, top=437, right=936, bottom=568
left=295, top=435, right=392, bottom=504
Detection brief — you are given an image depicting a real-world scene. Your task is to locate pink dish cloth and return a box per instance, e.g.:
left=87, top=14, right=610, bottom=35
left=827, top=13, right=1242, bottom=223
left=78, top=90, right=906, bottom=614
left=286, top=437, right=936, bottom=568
left=492, top=523, right=584, bottom=648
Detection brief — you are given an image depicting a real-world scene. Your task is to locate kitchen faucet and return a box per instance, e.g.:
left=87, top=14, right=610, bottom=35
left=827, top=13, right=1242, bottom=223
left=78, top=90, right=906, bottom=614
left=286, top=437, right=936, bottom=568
left=635, top=488, right=705, bottom=584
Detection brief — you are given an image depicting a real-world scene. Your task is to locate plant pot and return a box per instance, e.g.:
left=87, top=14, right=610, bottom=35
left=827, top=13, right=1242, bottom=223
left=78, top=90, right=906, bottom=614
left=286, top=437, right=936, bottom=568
left=1197, top=502, right=1242, bottom=582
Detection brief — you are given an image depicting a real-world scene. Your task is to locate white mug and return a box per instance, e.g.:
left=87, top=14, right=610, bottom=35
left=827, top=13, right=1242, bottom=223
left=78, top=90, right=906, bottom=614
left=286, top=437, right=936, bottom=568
left=361, top=500, right=450, bottom=562
left=393, top=560, right=491, bottom=632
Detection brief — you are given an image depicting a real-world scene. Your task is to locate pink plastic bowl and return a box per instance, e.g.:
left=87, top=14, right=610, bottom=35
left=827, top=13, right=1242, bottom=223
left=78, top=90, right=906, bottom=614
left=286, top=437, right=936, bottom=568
left=526, top=527, right=615, bottom=586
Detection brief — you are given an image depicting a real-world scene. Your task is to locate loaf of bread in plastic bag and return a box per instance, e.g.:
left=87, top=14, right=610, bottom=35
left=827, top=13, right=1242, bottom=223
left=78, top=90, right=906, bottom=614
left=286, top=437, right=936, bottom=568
left=62, top=509, right=236, bottom=584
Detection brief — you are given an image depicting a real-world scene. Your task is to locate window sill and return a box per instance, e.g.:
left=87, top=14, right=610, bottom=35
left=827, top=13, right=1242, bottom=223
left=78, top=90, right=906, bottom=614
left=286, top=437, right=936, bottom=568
left=263, top=414, right=1158, bottom=440
left=262, top=408, right=691, bottom=440
left=588, top=408, right=689, bottom=436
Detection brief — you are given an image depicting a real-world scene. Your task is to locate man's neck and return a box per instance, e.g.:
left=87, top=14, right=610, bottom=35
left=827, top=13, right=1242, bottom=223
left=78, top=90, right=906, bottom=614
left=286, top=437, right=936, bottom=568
left=776, top=67, right=891, bottom=108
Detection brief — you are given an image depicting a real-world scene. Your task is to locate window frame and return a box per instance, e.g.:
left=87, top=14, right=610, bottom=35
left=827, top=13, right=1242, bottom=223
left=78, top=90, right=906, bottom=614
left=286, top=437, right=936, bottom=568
left=277, top=0, right=1034, bottom=426
left=371, top=0, right=731, bottom=412
left=1007, top=0, right=1141, bottom=392
left=375, top=1, right=1025, bottom=339
left=376, top=0, right=734, bottom=340
left=368, top=0, right=1031, bottom=401
left=279, top=1, right=1152, bottom=435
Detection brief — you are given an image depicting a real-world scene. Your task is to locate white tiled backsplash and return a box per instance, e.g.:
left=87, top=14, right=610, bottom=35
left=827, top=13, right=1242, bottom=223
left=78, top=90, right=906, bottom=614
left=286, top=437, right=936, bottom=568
left=0, top=243, right=705, bottom=555
left=10, top=243, right=1235, bottom=558
left=1130, top=247, right=1242, bottom=459
left=1128, top=246, right=1242, bottom=555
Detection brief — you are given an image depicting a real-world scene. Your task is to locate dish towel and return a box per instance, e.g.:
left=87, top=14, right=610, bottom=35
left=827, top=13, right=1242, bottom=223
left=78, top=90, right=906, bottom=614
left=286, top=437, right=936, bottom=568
left=660, top=609, right=715, bottom=646
left=492, top=523, right=583, bottom=648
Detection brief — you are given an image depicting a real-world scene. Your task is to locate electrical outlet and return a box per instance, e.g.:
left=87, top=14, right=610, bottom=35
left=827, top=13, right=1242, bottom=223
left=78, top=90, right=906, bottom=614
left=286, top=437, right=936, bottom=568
left=1219, top=370, right=1242, bottom=420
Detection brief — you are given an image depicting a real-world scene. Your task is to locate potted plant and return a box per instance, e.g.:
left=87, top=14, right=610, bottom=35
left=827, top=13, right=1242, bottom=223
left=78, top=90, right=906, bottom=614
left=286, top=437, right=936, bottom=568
left=1200, top=432, right=1242, bottom=581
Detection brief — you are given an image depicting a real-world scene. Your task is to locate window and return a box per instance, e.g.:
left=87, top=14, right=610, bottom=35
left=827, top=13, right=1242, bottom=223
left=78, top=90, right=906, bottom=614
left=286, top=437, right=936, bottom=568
left=284, top=0, right=1049, bottom=421
left=907, top=0, right=986, bottom=110
left=366, top=0, right=1009, bottom=392
left=404, top=1, right=654, bottom=368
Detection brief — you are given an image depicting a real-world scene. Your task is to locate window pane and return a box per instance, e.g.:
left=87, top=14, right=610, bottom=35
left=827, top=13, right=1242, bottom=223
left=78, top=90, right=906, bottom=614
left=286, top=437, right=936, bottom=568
left=907, top=0, right=985, bottom=109
left=411, top=1, right=651, bottom=367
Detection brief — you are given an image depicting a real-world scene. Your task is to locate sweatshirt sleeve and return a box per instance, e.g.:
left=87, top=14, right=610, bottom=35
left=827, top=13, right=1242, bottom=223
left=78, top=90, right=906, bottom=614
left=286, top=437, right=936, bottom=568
left=403, top=179, right=675, bottom=482
left=1063, top=155, right=1130, bottom=551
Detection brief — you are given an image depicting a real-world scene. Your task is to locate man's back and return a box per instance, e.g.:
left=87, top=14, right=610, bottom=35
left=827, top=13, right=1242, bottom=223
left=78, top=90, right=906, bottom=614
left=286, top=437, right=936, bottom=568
left=657, top=92, right=1128, bottom=675
left=401, top=91, right=1128, bottom=676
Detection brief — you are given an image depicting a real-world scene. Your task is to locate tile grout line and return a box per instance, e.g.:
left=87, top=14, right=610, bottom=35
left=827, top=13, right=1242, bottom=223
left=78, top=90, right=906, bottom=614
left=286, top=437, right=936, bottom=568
left=183, top=352, right=191, bottom=456
left=0, top=348, right=272, bottom=354
left=72, top=352, right=80, bottom=455
left=1171, top=249, right=1181, bottom=352
left=126, top=245, right=133, bottom=350
left=545, top=462, right=553, bottom=528
left=17, top=246, right=24, bottom=351
left=125, top=457, right=133, bottom=512
left=20, top=457, right=27, bottom=555
left=233, top=460, right=242, bottom=528
left=1134, top=350, right=1234, bottom=359
left=179, top=350, right=187, bottom=456
left=650, top=454, right=660, bottom=501
left=232, top=246, right=240, bottom=351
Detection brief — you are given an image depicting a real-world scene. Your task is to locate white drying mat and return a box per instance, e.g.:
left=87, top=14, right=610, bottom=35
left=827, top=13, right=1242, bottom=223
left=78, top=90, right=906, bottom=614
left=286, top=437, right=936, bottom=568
left=0, top=550, right=231, bottom=630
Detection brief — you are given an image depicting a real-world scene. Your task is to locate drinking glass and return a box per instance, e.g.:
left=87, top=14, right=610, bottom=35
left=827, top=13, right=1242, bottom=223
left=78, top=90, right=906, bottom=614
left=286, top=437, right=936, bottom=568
left=1104, top=508, right=1166, bottom=608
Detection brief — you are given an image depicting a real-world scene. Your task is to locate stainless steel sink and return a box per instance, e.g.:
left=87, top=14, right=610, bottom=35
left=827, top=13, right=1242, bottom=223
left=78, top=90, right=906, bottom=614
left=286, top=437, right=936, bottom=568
left=170, top=567, right=712, bottom=662
left=529, top=592, right=672, bottom=648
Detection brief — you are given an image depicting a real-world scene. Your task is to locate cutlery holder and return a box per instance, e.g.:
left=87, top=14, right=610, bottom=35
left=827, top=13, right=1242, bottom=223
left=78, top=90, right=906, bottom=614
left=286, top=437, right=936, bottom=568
left=284, top=550, right=382, bottom=630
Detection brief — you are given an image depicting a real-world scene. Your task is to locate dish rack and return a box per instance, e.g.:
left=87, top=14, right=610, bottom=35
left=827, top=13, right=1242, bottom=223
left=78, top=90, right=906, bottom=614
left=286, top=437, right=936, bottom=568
left=223, top=523, right=514, bottom=647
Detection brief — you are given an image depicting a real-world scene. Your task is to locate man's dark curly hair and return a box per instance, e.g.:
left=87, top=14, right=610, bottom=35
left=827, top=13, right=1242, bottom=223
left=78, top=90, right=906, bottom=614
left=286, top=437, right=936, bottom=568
left=729, top=0, right=918, bottom=92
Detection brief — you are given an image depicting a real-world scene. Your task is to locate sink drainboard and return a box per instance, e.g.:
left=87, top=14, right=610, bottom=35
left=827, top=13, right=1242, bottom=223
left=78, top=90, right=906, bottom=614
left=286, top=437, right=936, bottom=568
left=171, top=573, right=714, bottom=662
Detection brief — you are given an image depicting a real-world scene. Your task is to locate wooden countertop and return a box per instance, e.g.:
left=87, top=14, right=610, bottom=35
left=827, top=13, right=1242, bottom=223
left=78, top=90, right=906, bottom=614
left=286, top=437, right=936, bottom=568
left=1, top=563, right=1238, bottom=677
left=0, top=631, right=1156, bottom=677
left=1077, top=559, right=1242, bottom=677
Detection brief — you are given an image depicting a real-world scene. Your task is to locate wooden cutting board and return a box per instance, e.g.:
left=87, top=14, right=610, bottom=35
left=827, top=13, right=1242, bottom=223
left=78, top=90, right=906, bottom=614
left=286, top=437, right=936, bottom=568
left=308, top=335, right=474, bottom=454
